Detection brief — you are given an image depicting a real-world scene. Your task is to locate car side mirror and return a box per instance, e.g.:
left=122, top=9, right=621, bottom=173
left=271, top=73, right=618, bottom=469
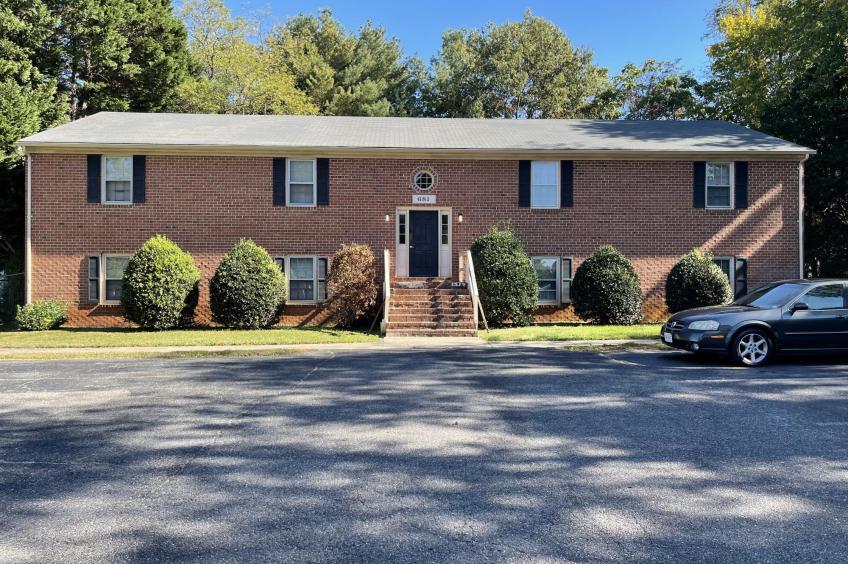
left=791, top=302, right=809, bottom=312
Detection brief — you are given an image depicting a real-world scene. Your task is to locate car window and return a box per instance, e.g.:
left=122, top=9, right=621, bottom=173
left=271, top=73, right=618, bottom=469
left=734, top=282, right=807, bottom=308
left=801, top=284, right=846, bottom=310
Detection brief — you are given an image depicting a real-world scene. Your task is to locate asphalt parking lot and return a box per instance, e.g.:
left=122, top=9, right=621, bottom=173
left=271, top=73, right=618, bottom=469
left=1, top=347, right=847, bottom=562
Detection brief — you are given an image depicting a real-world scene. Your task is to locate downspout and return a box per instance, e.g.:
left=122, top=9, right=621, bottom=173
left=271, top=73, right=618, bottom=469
left=799, top=155, right=809, bottom=279
left=25, top=153, right=32, bottom=304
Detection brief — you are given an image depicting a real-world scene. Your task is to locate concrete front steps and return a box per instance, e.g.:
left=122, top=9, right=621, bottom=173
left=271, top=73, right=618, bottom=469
left=385, top=278, right=477, bottom=337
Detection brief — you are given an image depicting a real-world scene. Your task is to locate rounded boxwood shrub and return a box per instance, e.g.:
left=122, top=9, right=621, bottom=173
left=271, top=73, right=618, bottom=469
left=665, top=249, right=733, bottom=313
left=16, top=299, right=68, bottom=331
left=470, top=227, right=538, bottom=326
left=572, top=245, right=643, bottom=325
left=327, top=244, right=377, bottom=327
left=121, top=235, right=201, bottom=329
left=210, top=239, right=286, bottom=328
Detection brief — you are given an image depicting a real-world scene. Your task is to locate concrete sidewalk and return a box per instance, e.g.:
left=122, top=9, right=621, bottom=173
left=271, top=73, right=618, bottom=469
left=0, top=337, right=660, bottom=357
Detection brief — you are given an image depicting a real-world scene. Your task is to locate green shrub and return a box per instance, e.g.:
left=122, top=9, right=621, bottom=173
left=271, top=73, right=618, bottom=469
left=121, top=235, right=201, bottom=330
left=16, top=299, right=68, bottom=331
left=470, top=227, right=538, bottom=326
left=572, top=245, right=643, bottom=325
left=665, top=249, right=733, bottom=313
left=327, top=244, right=378, bottom=327
left=210, top=239, right=287, bottom=328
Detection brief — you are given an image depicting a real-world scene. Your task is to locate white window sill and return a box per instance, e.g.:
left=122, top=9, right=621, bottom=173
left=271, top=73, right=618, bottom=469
left=285, top=203, right=317, bottom=208
left=100, top=300, right=121, bottom=306
left=102, top=201, right=134, bottom=206
left=705, top=206, right=734, bottom=211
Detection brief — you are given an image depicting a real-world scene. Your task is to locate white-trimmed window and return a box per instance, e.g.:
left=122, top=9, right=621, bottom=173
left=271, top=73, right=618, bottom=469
left=87, top=254, right=131, bottom=304
left=712, top=256, right=749, bottom=299
left=103, top=156, right=133, bottom=204
left=275, top=256, right=328, bottom=303
left=287, top=159, right=317, bottom=206
left=706, top=162, right=733, bottom=209
left=532, top=257, right=560, bottom=304
left=531, top=161, right=559, bottom=209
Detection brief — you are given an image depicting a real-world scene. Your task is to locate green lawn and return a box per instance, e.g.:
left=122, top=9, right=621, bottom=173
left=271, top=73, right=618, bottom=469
left=0, top=327, right=378, bottom=348
left=481, top=323, right=662, bottom=342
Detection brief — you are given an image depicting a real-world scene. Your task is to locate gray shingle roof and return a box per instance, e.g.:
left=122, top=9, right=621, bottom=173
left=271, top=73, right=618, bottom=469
left=18, top=112, right=814, bottom=155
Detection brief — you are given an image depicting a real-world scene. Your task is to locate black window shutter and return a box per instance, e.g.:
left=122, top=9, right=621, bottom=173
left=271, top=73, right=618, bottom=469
left=272, top=157, right=286, bottom=205
left=560, top=160, right=573, bottom=208
left=734, top=161, right=748, bottom=209
left=518, top=160, right=531, bottom=207
left=87, top=155, right=101, bottom=203
left=693, top=161, right=706, bottom=208
left=132, top=155, right=146, bottom=203
left=87, top=255, right=100, bottom=302
left=317, top=158, right=329, bottom=206
left=734, top=257, right=748, bottom=299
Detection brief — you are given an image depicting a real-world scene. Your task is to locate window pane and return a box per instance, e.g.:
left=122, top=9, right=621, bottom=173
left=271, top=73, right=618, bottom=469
left=562, top=280, right=572, bottom=302
left=289, top=160, right=313, bottom=183
left=289, top=257, right=313, bottom=280
left=105, top=280, right=123, bottom=301
left=290, top=280, right=314, bottom=301
left=562, top=258, right=572, bottom=280
left=399, top=214, right=406, bottom=244
left=289, top=183, right=314, bottom=204
left=713, top=258, right=732, bottom=283
left=533, top=258, right=558, bottom=281
left=104, top=256, right=130, bottom=279
left=531, top=185, right=558, bottom=208
left=106, top=181, right=132, bottom=202
left=804, top=284, right=844, bottom=310
left=317, top=258, right=327, bottom=280
left=539, top=290, right=557, bottom=302
left=105, top=157, right=132, bottom=180
left=707, top=186, right=730, bottom=207
left=707, top=163, right=730, bottom=186
left=531, top=162, right=557, bottom=185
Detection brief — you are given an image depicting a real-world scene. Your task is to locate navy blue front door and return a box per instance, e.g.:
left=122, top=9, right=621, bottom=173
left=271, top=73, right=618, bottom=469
left=409, top=211, right=439, bottom=277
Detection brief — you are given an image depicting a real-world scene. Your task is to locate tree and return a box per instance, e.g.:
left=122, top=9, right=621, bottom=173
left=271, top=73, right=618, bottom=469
left=174, top=0, right=315, bottom=115
left=0, top=0, right=64, bottom=268
left=265, top=9, right=424, bottom=116
left=37, top=0, right=192, bottom=119
left=705, top=0, right=848, bottom=276
left=425, top=11, right=613, bottom=118
left=665, top=249, right=733, bottom=313
left=618, top=60, right=707, bottom=120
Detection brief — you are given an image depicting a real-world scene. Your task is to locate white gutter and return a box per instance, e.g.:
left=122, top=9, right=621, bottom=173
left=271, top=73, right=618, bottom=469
left=25, top=153, right=32, bottom=304
left=799, top=154, right=809, bottom=278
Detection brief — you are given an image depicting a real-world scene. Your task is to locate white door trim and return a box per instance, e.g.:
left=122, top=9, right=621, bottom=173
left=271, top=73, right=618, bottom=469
left=396, top=207, right=452, bottom=278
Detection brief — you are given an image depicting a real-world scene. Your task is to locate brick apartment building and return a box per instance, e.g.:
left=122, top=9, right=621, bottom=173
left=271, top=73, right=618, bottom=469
left=17, top=113, right=812, bottom=330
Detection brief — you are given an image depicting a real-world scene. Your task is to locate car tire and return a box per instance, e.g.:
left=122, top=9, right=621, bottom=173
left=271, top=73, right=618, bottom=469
left=730, top=328, right=773, bottom=367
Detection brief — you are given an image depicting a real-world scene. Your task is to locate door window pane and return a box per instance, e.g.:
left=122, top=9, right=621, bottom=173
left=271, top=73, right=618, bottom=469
left=803, top=284, right=845, bottom=310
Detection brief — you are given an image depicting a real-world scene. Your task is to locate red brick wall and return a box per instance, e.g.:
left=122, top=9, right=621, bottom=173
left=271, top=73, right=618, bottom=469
left=29, top=154, right=800, bottom=326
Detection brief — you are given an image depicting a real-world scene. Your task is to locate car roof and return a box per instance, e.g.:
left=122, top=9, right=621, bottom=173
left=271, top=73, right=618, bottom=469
left=772, top=279, right=847, bottom=285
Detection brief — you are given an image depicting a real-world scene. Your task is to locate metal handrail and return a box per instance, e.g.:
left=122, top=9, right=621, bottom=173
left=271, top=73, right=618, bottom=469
left=381, top=249, right=391, bottom=334
left=464, top=250, right=489, bottom=332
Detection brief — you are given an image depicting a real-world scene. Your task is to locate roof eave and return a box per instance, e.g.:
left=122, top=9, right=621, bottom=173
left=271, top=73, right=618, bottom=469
left=15, top=141, right=816, bottom=161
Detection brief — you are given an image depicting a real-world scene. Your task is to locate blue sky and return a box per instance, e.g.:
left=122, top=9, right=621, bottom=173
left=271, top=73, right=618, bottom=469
left=230, top=0, right=718, bottom=77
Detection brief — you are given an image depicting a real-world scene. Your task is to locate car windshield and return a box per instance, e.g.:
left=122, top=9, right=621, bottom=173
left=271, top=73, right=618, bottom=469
left=733, top=282, right=808, bottom=308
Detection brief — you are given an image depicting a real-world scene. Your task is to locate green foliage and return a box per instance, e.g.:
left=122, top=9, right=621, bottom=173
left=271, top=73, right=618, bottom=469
left=265, top=9, right=424, bottom=116
left=425, top=10, right=612, bottom=118
left=121, top=235, right=201, bottom=330
left=706, top=0, right=848, bottom=277
left=611, top=59, right=707, bottom=120
left=572, top=245, right=643, bottom=325
left=210, top=239, right=286, bottom=328
left=174, top=0, right=316, bottom=115
left=470, top=228, right=538, bottom=326
left=326, top=244, right=378, bottom=327
left=665, top=249, right=733, bottom=313
left=16, top=299, right=67, bottom=331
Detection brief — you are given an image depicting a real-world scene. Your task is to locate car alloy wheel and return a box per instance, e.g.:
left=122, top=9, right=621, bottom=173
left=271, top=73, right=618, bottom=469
left=733, top=330, right=771, bottom=367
